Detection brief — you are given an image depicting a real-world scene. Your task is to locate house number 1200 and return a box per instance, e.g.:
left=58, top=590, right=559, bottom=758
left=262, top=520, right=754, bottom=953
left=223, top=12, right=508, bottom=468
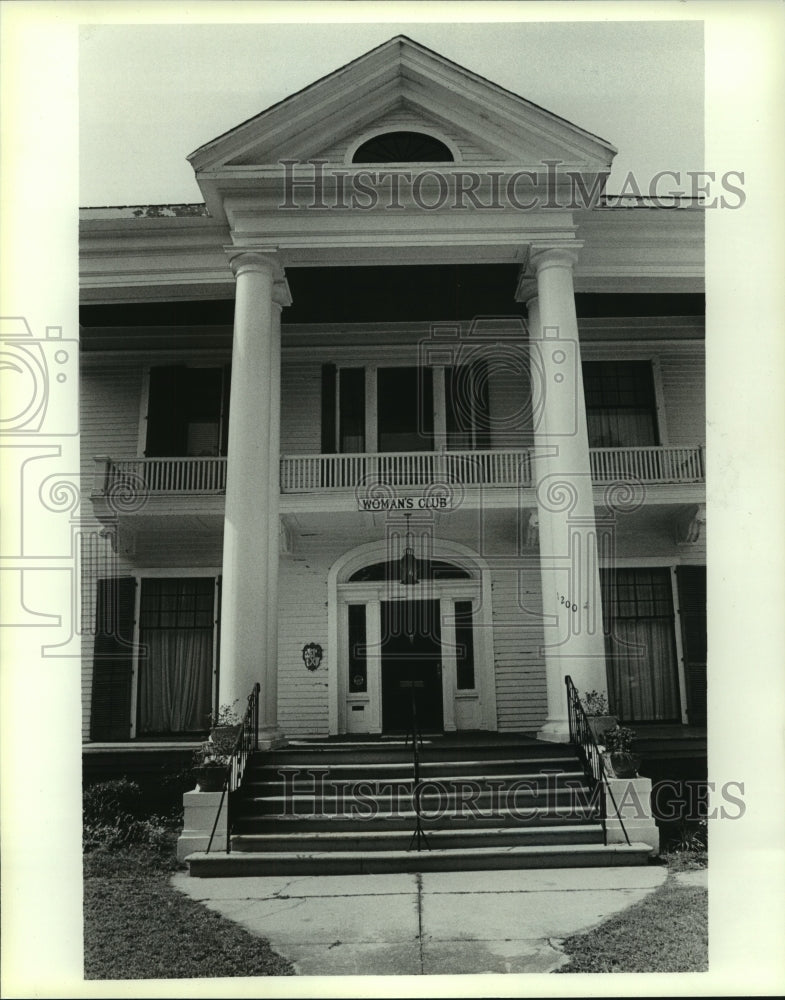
left=558, top=594, right=578, bottom=612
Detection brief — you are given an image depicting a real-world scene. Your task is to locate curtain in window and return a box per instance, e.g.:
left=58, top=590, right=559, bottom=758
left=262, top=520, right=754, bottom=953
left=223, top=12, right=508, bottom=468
left=137, top=577, right=214, bottom=734
left=138, top=628, right=213, bottom=733
left=602, top=568, right=680, bottom=722
left=587, top=409, right=658, bottom=448
left=605, top=618, right=680, bottom=721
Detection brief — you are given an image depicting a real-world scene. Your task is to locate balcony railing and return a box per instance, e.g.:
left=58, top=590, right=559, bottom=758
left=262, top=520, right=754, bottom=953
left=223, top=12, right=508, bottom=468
left=93, top=456, right=227, bottom=497
left=279, top=450, right=534, bottom=491
left=92, top=445, right=704, bottom=501
left=589, top=445, right=705, bottom=484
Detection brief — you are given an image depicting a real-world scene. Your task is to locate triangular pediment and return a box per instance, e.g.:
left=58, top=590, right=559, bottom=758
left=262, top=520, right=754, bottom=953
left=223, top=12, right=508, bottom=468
left=190, top=36, right=616, bottom=176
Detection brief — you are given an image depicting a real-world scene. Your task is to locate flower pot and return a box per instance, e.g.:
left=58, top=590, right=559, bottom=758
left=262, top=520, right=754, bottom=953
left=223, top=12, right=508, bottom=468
left=197, top=765, right=227, bottom=792
left=607, top=752, right=641, bottom=778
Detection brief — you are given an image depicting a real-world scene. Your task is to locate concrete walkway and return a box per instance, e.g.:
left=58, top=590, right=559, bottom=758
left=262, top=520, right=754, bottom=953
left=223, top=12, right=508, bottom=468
left=172, top=866, right=668, bottom=975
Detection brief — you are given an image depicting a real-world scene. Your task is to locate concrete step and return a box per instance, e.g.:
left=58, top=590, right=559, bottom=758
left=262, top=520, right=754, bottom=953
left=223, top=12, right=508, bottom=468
left=187, top=841, right=653, bottom=877
left=258, top=741, right=578, bottom=767
left=230, top=823, right=605, bottom=853
left=245, top=760, right=586, bottom=784
left=231, top=807, right=601, bottom=833
left=235, top=783, right=596, bottom=817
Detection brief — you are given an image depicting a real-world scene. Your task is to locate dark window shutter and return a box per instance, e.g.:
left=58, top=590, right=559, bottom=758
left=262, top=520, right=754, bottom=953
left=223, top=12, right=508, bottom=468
left=90, top=577, right=136, bottom=741
left=145, top=366, right=188, bottom=456
left=677, top=566, right=707, bottom=724
left=472, top=359, right=491, bottom=449
left=214, top=576, right=222, bottom=723
left=321, top=364, right=337, bottom=454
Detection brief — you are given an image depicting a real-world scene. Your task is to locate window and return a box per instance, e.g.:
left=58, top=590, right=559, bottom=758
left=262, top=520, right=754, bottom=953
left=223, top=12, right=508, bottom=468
left=377, top=367, right=433, bottom=452
left=601, top=568, right=680, bottom=722
left=347, top=604, right=367, bottom=693
left=454, top=600, right=476, bottom=689
left=321, top=363, right=491, bottom=455
left=445, top=361, right=491, bottom=450
left=348, top=559, right=471, bottom=583
left=339, top=368, right=365, bottom=453
left=145, top=366, right=230, bottom=457
left=137, top=578, right=215, bottom=735
left=353, top=131, right=453, bottom=163
left=583, top=361, right=658, bottom=447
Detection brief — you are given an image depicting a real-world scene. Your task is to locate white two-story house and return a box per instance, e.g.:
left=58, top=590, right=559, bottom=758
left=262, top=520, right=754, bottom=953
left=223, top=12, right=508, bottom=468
left=80, top=36, right=706, bottom=778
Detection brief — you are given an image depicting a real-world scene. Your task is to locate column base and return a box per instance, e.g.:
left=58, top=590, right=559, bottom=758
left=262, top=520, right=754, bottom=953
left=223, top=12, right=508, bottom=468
left=536, top=718, right=571, bottom=743
left=257, top=727, right=288, bottom=750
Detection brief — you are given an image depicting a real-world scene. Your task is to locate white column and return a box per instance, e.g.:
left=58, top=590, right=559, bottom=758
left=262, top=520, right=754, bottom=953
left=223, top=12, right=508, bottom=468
left=219, top=251, right=285, bottom=747
left=264, top=280, right=291, bottom=742
left=521, top=248, right=608, bottom=742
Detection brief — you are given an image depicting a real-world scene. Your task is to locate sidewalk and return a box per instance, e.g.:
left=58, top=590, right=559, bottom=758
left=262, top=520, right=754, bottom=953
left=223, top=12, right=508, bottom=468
left=172, top=865, right=669, bottom=975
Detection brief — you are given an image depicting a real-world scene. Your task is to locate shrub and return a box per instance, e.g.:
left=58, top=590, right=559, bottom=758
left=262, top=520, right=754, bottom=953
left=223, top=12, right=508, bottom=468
left=83, top=778, right=144, bottom=826
left=667, top=818, right=708, bottom=854
left=83, top=779, right=180, bottom=854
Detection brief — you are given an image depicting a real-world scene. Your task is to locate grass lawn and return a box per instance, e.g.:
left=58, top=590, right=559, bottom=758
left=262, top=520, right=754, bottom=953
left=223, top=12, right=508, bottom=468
left=84, top=843, right=294, bottom=980
left=555, top=855, right=708, bottom=974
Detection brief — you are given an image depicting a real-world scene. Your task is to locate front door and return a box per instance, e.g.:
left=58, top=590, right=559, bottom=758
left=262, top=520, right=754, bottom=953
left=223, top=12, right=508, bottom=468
left=381, top=599, right=443, bottom=733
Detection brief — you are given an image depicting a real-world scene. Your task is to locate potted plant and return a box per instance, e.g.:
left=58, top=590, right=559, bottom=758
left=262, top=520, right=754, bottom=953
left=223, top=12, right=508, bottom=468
left=580, top=690, right=618, bottom=743
left=209, top=701, right=243, bottom=751
left=192, top=741, right=230, bottom=792
left=193, top=702, right=243, bottom=792
left=603, top=724, right=640, bottom=778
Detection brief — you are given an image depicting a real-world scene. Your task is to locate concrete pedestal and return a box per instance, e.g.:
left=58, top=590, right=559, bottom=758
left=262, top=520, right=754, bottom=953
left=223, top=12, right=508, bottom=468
left=177, top=790, right=228, bottom=861
left=604, top=777, right=659, bottom=855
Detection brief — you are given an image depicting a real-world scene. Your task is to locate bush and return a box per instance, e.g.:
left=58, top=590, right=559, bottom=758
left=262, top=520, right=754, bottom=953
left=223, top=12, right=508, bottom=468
left=83, top=778, right=144, bottom=826
left=83, top=778, right=180, bottom=854
left=667, top=818, right=708, bottom=854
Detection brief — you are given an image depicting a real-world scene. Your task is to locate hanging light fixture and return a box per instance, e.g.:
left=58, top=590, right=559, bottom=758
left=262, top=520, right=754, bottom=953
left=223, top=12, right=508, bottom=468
left=399, top=513, right=419, bottom=586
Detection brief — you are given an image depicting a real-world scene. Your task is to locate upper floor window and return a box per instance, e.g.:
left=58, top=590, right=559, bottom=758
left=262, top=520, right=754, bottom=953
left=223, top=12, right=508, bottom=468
left=582, top=361, right=659, bottom=447
left=321, top=362, right=490, bottom=455
left=352, top=131, right=454, bottom=163
left=145, top=366, right=230, bottom=457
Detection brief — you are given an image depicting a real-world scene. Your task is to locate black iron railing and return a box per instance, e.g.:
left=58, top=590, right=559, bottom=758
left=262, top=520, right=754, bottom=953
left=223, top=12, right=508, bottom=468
left=404, top=681, right=430, bottom=851
left=565, top=675, right=630, bottom=846
left=206, top=681, right=260, bottom=855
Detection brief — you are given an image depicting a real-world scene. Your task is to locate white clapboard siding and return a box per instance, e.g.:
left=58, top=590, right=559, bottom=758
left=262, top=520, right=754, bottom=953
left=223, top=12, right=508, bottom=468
left=490, top=568, right=548, bottom=732
left=277, top=555, right=332, bottom=737
left=80, top=365, right=144, bottom=483
left=659, top=354, right=705, bottom=445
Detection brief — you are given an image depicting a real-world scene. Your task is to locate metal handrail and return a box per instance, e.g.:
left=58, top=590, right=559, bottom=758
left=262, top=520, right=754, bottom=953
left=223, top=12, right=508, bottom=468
left=405, top=681, right=430, bottom=851
left=564, top=675, right=630, bottom=846
left=205, top=682, right=261, bottom=855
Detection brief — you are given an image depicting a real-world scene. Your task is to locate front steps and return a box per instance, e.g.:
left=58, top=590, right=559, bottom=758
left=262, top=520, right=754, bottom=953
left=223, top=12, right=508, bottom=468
left=186, top=736, right=653, bottom=876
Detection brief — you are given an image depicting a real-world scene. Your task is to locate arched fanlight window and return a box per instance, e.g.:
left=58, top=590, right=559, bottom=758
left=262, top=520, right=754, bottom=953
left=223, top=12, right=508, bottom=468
left=352, top=131, right=454, bottom=164
left=348, top=558, right=471, bottom=583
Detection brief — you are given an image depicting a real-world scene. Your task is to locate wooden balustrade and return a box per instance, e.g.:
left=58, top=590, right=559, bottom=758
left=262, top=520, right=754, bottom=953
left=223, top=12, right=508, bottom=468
left=92, top=446, right=704, bottom=500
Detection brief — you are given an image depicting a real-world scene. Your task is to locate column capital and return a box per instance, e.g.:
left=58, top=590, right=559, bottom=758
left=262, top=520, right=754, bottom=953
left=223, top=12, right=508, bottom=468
left=529, top=243, right=583, bottom=273
left=225, top=247, right=284, bottom=281
left=515, top=242, right=583, bottom=302
left=272, top=278, right=293, bottom=310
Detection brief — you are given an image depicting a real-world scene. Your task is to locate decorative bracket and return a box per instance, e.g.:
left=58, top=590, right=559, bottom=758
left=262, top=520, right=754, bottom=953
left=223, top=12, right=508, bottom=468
left=675, top=504, right=706, bottom=545
left=524, top=510, right=539, bottom=549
